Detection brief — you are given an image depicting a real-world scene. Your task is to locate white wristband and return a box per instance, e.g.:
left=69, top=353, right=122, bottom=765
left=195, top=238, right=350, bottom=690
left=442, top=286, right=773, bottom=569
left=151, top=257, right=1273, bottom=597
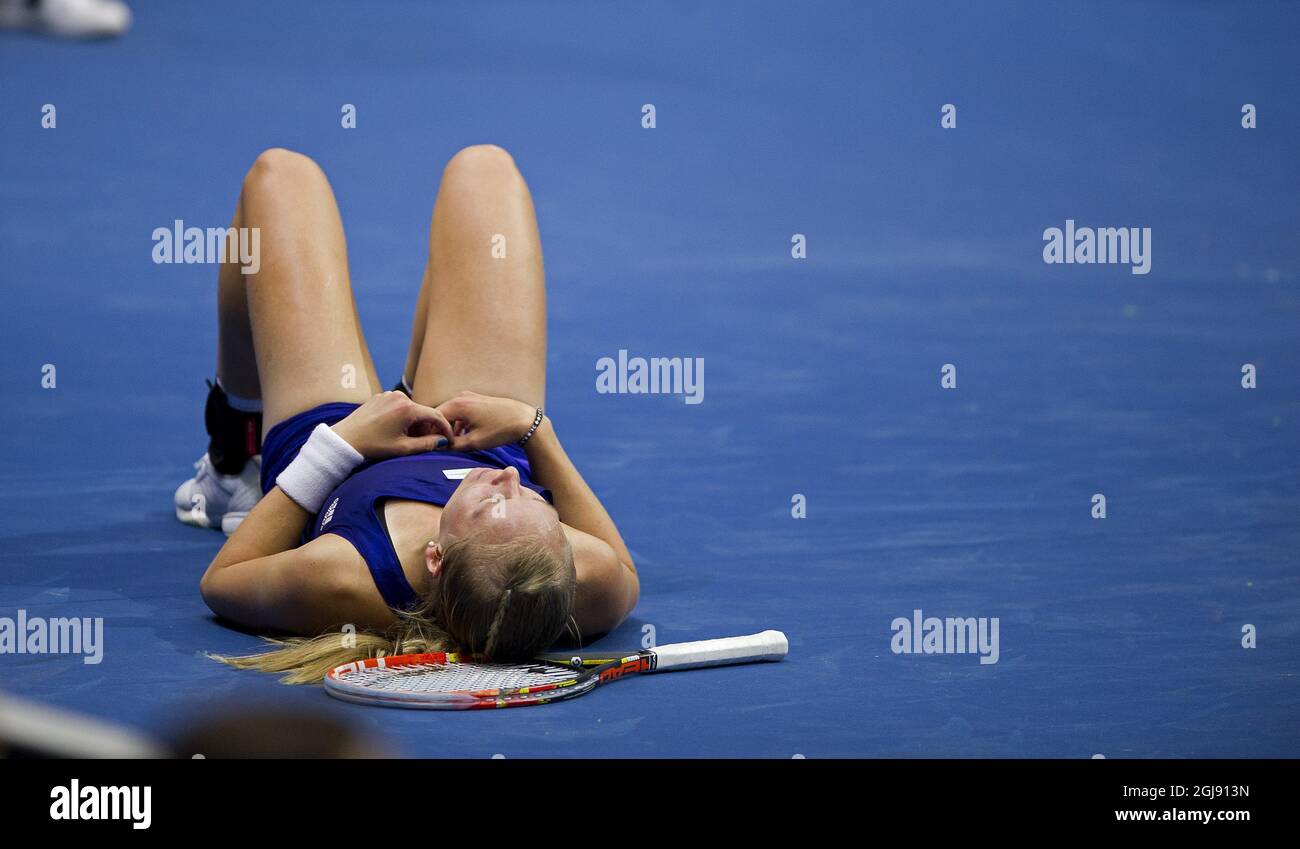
left=275, top=423, right=365, bottom=513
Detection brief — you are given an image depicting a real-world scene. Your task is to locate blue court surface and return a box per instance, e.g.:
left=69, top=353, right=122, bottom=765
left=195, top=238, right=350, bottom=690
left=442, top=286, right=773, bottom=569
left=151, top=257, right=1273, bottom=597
left=1, top=2, right=1297, bottom=758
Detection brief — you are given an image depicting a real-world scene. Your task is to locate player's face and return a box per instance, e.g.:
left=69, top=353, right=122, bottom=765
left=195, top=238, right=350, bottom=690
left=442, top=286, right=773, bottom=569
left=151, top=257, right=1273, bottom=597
left=439, top=466, right=559, bottom=545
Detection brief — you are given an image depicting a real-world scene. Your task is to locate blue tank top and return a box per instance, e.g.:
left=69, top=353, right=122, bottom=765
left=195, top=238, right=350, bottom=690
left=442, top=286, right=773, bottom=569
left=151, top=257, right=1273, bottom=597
left=306, top=445, right=552, bottom=610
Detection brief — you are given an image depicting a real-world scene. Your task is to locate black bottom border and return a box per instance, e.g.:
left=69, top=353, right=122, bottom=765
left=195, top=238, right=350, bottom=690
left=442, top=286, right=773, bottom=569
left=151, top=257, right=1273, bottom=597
left=2, top=758, right=1282, bottom=834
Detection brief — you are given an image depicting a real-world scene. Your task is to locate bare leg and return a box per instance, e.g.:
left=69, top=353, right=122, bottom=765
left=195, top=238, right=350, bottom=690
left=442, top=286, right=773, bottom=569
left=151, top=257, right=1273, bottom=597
left=400, top=267, right=431, bottom=390
left=406, top=145, right=547, bottom=410
left=232, top=148, right=383, bottom=435
left=215, top=198, right=260, bottom=401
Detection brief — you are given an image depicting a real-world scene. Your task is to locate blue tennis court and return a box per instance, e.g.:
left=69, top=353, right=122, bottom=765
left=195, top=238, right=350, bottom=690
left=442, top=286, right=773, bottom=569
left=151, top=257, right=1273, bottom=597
left=1, top=1, right=1297, bottom=757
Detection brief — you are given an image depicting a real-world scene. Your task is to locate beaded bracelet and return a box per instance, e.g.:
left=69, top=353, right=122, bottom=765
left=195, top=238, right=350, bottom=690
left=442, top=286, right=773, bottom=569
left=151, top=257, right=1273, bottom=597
left=518, top=407, right=545, bottom=447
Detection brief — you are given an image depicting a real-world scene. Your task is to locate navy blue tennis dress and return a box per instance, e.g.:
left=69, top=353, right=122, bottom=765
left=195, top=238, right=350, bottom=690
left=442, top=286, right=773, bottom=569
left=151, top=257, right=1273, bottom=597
left=259, top=402, right=552, bottom=610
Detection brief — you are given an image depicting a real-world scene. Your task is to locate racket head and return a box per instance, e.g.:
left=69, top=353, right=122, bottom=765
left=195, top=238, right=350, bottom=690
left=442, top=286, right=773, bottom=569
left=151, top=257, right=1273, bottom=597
left=323, top=652, right=596, bottom=710
left=322, top=631, right=787, bottom=709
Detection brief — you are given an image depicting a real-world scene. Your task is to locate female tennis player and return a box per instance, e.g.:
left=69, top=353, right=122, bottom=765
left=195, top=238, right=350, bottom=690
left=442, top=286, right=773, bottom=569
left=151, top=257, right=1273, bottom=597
left=174, top=146, right=639, bottom=681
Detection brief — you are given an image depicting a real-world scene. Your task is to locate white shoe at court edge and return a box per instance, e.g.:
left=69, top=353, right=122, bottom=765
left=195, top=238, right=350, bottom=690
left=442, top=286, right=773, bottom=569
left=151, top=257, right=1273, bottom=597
left=173, top=453, right=262, bottom=536
left=0, top=0, right=132, bottom=38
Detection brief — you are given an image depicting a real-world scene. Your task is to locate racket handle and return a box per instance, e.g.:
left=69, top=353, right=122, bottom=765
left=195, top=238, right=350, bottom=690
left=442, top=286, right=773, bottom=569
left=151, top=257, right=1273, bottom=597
left=650, top=630, right=788, bottom=672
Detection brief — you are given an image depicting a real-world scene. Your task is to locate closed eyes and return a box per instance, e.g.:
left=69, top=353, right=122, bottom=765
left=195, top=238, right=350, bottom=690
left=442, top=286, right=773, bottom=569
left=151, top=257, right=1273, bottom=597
left=475, top=493, right=505, bottom=511
left=472, top=488, right=549, bottom=514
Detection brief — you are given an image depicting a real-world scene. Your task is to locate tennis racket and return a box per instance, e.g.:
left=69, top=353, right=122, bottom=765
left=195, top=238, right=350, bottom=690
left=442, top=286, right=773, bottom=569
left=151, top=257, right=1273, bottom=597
left=323, top=629, right=788, bottom=709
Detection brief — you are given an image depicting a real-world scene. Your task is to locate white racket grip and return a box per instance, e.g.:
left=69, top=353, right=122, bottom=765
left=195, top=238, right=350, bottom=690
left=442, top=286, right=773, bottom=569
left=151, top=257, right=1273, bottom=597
left=650, top=630, right=788, bottom=672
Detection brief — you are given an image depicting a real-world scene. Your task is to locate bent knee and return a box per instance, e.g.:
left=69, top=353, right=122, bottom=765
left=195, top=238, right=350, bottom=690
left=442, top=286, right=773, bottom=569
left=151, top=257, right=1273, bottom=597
left=441, top=144, right=521, bottom=187
left=243, top=147, right=325, bottom=193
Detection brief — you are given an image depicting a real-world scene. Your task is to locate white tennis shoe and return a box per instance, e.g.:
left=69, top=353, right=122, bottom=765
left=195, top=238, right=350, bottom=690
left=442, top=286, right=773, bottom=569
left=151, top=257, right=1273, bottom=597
left=0, top=0, right=131, bottom=38
left=173, top=453, right=262, bottom=536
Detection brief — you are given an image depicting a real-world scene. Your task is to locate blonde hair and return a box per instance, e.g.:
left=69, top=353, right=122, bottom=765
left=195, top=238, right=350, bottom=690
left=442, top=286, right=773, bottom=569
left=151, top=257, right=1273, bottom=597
left=214, top=534, right=577, bottom=684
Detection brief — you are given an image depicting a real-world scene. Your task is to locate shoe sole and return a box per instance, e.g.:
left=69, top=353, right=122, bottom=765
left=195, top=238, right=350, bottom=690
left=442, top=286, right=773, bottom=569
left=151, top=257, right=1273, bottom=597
left=175, top=506, right=247, bottom=535
left=221, top=512, right=248, bottom=536
left=175, top=505, right=217, bottom=529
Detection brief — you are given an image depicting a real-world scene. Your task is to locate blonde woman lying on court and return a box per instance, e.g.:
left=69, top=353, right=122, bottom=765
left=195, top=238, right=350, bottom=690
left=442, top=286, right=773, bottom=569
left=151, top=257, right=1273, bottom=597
left=173, top=146, right=639, bottom=680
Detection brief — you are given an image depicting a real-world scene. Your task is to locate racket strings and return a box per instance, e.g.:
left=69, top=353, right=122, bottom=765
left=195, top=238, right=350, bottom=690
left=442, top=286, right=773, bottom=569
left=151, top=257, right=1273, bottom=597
left=335, top=661, right=578, bottom=694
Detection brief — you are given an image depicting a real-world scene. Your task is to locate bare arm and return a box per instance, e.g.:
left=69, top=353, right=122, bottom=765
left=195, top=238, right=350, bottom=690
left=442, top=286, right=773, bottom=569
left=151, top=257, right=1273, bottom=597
left=206, top=486, right=312, bottom=572
left=200, top=392, right=450, bottom=633
left=199, top=473, right=322, bottom=626
left=561, top=524, right=640, bottom=639
left=200, top=528, right=393, bottom=634
left=525, top=419, right=640, bottom=636
left=523, top=418, right=635, bottom=574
